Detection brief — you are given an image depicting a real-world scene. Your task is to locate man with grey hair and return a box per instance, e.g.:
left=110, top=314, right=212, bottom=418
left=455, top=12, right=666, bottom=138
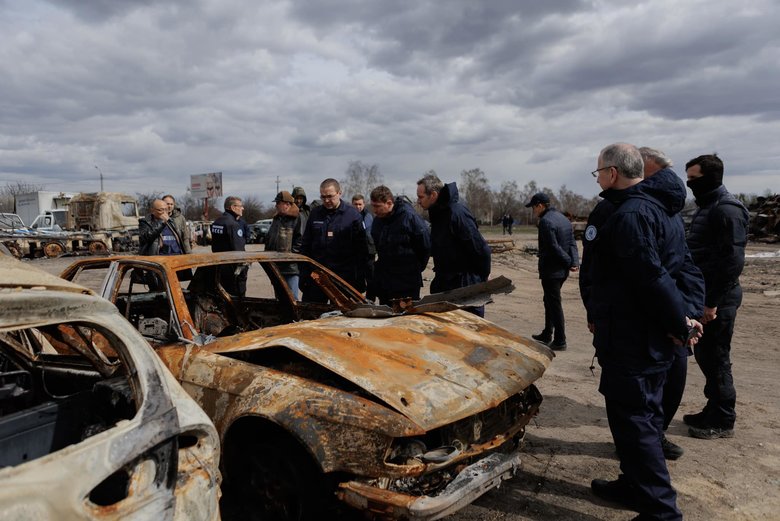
left=416, top=172, right=491, bottom=317
left=211, top=196, right=249, bottom=296
left=640, top=146, right=674, bottom=177
left=585, top=143, right=703, bottom=521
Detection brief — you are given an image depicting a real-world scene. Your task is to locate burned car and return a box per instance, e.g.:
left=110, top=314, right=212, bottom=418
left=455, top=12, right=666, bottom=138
left=0, top=256, right=220, bottom=521
left=61, top=252, right=553, bottom=520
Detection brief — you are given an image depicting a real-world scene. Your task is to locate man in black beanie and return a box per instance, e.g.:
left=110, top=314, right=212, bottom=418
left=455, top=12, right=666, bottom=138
left=683, top=154, right=749, bottom=440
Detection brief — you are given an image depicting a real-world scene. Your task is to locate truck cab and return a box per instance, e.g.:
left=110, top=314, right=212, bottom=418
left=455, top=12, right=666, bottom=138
left=29, top=210, right=68, bottom=232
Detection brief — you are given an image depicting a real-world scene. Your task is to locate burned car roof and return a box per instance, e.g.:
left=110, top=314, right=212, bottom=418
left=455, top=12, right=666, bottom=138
left=62, top=251, right=553, bottom=520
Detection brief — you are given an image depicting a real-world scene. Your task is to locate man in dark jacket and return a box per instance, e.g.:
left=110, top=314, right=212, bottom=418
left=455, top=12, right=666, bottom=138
left=416, top=173, right=491, bottom=317
left=162, top=194, right=192, bottom=254
left=292, top=186, right=311, bottom=227
left=639, top=147, right=706, bottom=460
left=526, top=192, right=579, bottom=350
left=367, top=186, right=431, bottom=304
left=139, top=199, right=185, bottom=256
left=265, top=190, right=304, bottom=299
left=586, top=143, right=703, bottom=521
left=300, top=178, right=370, bottom=302
left=211, top=196, right=249, bottom=296
left=352, top=193, right=376, bottom=291
left=683, top=154, right=749, bottom=440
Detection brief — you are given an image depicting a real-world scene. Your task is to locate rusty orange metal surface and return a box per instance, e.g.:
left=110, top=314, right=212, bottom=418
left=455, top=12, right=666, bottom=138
left=60, top=251, right=553, bottom=519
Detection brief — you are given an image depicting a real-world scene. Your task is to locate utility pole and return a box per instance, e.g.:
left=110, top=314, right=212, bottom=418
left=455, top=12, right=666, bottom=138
left=94, top=165, right=104, bottom=191
left=275, top=176, right=280, bottom=194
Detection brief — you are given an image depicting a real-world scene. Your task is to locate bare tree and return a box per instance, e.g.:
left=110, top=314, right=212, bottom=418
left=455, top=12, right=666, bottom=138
left=0, top=181, right=46, bottom=213
left=341, top=161, right=383, bottom=201
left=135, top=192, right=165, bottom=215
left=240, top=194, right=266, bottom=223
left=460, top=168, right=492, bottom=224
left=493, top=180, right=520, bottom=223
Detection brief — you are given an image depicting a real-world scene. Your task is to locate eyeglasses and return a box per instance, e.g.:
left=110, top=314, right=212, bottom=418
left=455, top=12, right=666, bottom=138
left=591, top=165, right=615, bottom=177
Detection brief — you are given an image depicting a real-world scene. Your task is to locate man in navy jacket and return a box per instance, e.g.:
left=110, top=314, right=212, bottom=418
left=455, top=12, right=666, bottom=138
left=586, top=143, right=703, bottom=521
left=526, top=192, right=579, bottom=350
left=416, top=173, right=491, bottom=317
left=300, top=178, right=370, bottom=302
left=368, top=186, right=430, bottom=304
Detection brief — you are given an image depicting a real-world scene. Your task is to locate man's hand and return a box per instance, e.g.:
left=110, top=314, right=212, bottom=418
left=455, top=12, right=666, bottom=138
left=701, top=306, right=718, bottom=324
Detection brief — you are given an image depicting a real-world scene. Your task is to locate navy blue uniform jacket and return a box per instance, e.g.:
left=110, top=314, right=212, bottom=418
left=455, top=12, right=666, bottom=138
left=588, top=171, right=703, bottom=373
left=300, top=199, right=369, bottom=291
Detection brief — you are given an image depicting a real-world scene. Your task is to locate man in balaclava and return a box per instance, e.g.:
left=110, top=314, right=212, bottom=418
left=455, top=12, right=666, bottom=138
left=682, top=154, right=749, bottom=440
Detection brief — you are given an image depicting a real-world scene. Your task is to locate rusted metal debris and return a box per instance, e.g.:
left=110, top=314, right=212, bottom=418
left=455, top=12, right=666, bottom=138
left=748, top=194, right=780, bottom=243
left=486, top=238, right=515, bottom=253
left=61, top=251, right=553, bottom=520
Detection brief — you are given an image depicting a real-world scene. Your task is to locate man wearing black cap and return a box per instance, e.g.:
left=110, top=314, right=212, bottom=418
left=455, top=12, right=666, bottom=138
left=266, top=190, right=304, bottom=299
left=683, top=154, right=749, bottom=440
left=526, top=192, right=579, bottom=350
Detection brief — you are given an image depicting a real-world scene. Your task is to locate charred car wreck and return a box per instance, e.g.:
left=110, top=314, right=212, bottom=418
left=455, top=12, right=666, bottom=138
left=0, top=256, right=220, bottom=521
left=62, top=252, right=553, bottom=520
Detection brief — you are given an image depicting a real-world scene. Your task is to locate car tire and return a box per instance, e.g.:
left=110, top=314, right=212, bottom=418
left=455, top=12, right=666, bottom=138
left=225, top=434, right=328, bottom=521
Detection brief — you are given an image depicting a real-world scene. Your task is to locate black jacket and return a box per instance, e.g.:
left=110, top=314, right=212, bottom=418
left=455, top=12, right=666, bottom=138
left=588, top=172, right=704, bottom=373
left=369, top=197, right=431, bottom=302
left=537, top=207, right=579, bottom=279
left=686, top=185, right=749, bottom=313
left=138, top=215, right=184, bottom=256
left=300, top=200, right=369, bottom=291
left=428, top=183, right=491, bottom=293
left=211, top=211, right=247, bottom=252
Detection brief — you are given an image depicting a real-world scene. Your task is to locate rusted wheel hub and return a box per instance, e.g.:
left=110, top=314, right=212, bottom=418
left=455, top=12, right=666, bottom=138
left=43, top=242, right=65, bottom=258
left=88, top=241, right=108, bottom=254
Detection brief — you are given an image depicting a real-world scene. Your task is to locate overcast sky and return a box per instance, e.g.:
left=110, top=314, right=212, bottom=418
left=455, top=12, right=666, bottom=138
left=1, top=0, right=778, bottom=208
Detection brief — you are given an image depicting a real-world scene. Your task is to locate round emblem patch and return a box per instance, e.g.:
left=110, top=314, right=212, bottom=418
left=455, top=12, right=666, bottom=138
left=237, top=229, right=244, bottom=237
left=584, top=225, right=597, bottom=241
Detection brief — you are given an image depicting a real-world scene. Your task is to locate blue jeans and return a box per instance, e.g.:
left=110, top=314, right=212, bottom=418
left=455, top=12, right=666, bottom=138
left=284, top=275, right=300, bottom=300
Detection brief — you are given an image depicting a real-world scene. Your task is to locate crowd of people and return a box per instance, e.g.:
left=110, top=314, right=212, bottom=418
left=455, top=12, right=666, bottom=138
left=137, top=144, right=747, bottom=521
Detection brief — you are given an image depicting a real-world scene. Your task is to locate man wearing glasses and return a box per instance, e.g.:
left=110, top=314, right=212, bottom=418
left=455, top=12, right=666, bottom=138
left=211, top=196, right=249, bottom=295
left=584, top=143, right=703, bottom=521
left=300, top=178, right=370, bottom=302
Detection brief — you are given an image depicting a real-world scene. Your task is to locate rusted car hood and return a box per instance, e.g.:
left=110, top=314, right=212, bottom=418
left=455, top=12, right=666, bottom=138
left=203, top=310, right=552, bottom=430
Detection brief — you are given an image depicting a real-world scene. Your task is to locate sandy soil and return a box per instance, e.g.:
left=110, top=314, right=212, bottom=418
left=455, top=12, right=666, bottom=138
left=26, top=233, right=780, bottom=521
left=446, top=231, right=780, bottom=521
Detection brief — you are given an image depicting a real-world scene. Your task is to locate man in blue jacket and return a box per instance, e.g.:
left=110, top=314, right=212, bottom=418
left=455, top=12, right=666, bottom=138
left=300, top=178, right=370, bottom=302
left=211, top=196, right=249, bottom=296
left=416, top=173, right=491, bottom=317
left=581, top=147, right=705, bottom=461
left=683, top=154, right=749, bottom=440
left=526, top=192, right=579, bottom=350
left=586, top=143, right=702, bottom=521
left=368, top=186, right=431, bottom=304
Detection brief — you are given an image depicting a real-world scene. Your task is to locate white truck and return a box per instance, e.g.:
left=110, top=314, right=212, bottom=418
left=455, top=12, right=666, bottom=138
left=14, top=191, right=76, bottom=227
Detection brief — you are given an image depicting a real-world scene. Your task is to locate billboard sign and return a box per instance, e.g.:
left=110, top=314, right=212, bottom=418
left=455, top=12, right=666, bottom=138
left=190, top=172, right=223, bottom=199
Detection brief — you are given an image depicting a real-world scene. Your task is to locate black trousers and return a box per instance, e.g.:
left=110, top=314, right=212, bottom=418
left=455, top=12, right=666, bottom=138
left=693, top=312, right=738, bottom=428
left=600, top=367, right=682, bottom=520
left=662, top=354, right=688, bottom=431
left=541, top=277, right=566, bottom=342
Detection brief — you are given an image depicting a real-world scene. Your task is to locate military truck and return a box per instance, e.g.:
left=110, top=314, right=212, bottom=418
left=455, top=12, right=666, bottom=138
left=0, top=192, right=140, bottom=259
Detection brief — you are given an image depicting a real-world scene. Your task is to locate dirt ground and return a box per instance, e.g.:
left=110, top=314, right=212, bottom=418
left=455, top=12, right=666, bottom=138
left=27, top=233, right=780, bottom=521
